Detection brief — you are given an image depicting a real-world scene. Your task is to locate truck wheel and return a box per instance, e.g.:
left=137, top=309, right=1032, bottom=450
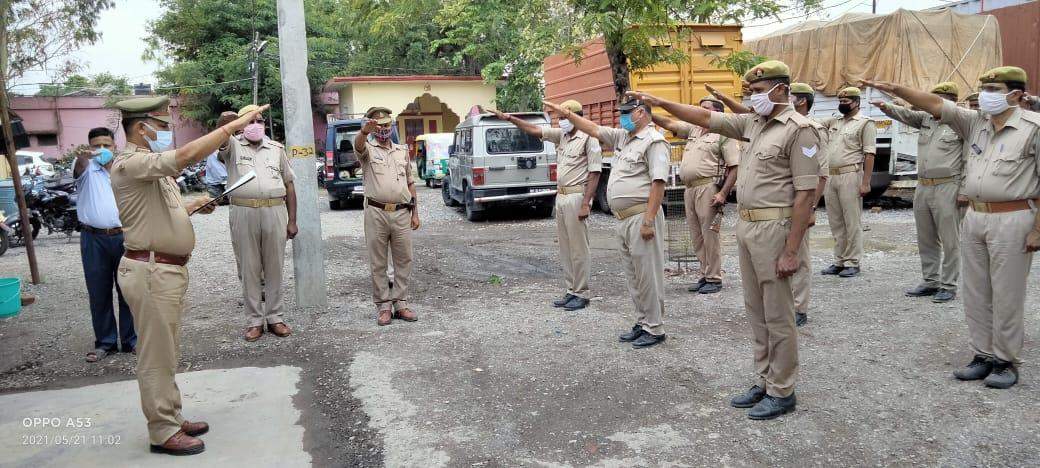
left=442, top=180, right=459, bottom=207
left=464, top=186, right=485, bottom=222
left=594, top=178, right=610, bottom=214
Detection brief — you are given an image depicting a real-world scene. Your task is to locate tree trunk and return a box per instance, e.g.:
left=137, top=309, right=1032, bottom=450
left=604, top=37, right=630, bottom=103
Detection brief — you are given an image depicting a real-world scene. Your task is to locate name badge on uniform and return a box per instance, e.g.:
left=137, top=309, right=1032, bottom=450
left=970, top=144, right=982, bottom=155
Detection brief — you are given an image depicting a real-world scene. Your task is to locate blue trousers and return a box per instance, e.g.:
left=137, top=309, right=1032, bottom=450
left=81, top=229, right=136, bottom=350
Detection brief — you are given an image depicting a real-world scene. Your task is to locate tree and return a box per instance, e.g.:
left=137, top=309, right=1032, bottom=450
left=2, top=0, right=114, bottom=85
left=567, top=0, right=821, bottom=99
left=37, top=72, right=132, bottom=96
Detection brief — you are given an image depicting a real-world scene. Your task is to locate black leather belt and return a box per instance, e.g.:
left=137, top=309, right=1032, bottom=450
left=366, top=199, right=413, bottom=211
left=81, top=225, right=123, bottom=235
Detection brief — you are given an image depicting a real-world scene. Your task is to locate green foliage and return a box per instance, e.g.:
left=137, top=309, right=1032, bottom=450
left=488, top=274, right=503, bottom=286
left=707, top=50, right=768, bottom=77
left=2, top=0, right=114, bottom=83
left=36, top=72, right=132, bottom=96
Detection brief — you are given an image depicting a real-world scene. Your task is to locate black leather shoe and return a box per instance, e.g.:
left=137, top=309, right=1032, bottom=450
left=687, top=278, right=707, bottom=292
left=748, top=394, right=797, bottom=420
left=698, top=282, right=722, bottom=294
left=795, top=312, right=807, bottom=327
left=553, top=293, right=575, bottom=308
left=953, top=354, right=993, bottom=381
left=632, top=332, right=666, bottom=348
left=619, top=325, right=645, bottom=342
left=905, top=284, right=939, bottom=297
left=838, top=267, right=861, bottom=277
left=821, top=264, right=842, bottom=275
left=730, top=385, right=767, bottom=408
left=562, top=295, right=589, bottom=311
left=932, top=289, right=956, bottom=303
left=984, top=360, right=1018, bottom=389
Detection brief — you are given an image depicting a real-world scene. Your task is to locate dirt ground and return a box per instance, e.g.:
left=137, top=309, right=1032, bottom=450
left=1, top=186, right=1038, bottom=467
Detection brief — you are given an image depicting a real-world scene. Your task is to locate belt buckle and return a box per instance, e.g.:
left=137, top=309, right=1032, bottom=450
left=384, top=203, right=396, bottom=212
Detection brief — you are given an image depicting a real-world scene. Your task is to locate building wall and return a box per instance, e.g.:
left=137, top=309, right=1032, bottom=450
left=11, top=96, right=206, bottom=160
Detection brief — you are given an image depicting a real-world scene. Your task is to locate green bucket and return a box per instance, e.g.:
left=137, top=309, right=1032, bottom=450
left=0, top=277, right=21, bottom=318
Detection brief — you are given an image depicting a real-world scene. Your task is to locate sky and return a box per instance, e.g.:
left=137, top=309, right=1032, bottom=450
left=12, top=0, right=958, bottom=94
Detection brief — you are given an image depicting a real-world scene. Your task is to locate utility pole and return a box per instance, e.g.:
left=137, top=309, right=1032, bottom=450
left=276, top=0, right=327, bottom=308
left=250, top=31, right=268, bottom=105
left=872, top=0, right=877, bottom=14
left=0, top=4, right=42, bottom=284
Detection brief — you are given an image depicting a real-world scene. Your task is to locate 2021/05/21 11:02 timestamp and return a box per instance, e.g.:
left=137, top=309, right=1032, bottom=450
left=22, top=434, right=122, bottom=446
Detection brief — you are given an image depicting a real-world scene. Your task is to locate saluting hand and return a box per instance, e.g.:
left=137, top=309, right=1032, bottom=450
left=869, top=100, right=886, bottom=109
left=360, top=118, right=379, bottom=135
left=623, top=91, right=660, bottom=107
left=776, top=251, right=800, bottom=278
left=1025, top=229, right=1040, bottom=253
left=479, top=106, right=509, bottom=121
left=705, top=84, right=722, bottom=98
left=542, top=101, right=565, bottom=115
left=225, top=104, right=271, bottom=134
left=859, top=79, right=896, bottom=94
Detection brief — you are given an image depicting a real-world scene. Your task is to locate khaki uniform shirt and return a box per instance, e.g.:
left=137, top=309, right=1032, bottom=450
left=110, top=143, right=195, bottom=256
left=674, top=123, right=740, bottom=182
left=541, top=128, right=603, bottom=188
left=357, top=137, right=413, bottom=204
left=596, top=125, right=670, bottom=213
left=821, top=113, right=877, bottom=168
left=940, top=100, right=1040, bottom=202
left=808, top=116, right=830, bottom=177
left=881, top=103, right=964, bottom=179
left=709, top=107, right=822, bottom=209
left=219, top=136, right=295, bottom=199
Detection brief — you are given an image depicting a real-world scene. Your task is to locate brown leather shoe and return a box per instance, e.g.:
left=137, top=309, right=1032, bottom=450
left=244, top=326, right=263, bottom=342
left=377, top=309, right=392, bottom=326
left=393, top=308, right=418, bottom=322
left=267, top=322, right=292, bottom=337
left=181, top=420, right=209, bottom=437
left=149, top=430, right=205, bottom=456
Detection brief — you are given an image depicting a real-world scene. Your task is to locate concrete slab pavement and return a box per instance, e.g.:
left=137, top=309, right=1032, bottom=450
left=0, top=366, right=309, bottom=467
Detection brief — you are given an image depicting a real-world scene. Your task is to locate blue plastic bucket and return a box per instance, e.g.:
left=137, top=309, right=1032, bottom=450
left=0, top=277, right=21, bottom=318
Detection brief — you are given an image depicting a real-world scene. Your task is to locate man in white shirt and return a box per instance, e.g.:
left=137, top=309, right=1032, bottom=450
left=75, top=127, right=135, bottom=362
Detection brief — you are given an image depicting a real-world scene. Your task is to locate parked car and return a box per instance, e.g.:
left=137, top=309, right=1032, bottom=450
left=414, top=132, right=452, bottom=187
left=323, top=117, right=401, bottom=210
left=16, top=151, right=55, bottom=179
left=442, top=112, right=557, bottom=221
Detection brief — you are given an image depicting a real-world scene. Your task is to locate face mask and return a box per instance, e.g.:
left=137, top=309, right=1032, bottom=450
left=143, top=123, right=174, bottom=152
left=374, top=125, right=393, bottom=141
left=243, top=123, right=265, bottom=142
left=93, top=148, right=114, bottom=166
left=750, top=84, right=784, bottom=116
left=620, top=113, right=636, bottom=132
left=559, top=119, right=574, bottom=134
left=978, top=90, right=1013, bottom=115
left=838, top=103, right=854, bottom=115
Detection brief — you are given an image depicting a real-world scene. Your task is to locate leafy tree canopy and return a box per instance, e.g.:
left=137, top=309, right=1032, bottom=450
left=2, top=0, right=114, bottom=85
left=36, top=72, right=132, bottom=96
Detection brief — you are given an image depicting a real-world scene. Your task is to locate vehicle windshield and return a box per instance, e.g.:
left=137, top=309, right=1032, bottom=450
left=485, top=127, right=543, bottom=154
left=333, top=126, right=359, bottom=154
left=423, top=135, right=453, bottom=158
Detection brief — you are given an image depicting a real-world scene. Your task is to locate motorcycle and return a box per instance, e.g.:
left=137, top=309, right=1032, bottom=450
left=177, top=162, right=208, bottom=194
left=6, top=175, right=78, bottom=245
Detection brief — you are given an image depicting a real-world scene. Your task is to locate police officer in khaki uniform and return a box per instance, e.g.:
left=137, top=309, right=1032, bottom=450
left=964, top=92, right=980, bottom=111
left=650, top=96, right=740, bottom=294
left=820, top=87, right=876, bottom=278
left=543, top=98, right=670, bottom=349
left=355, top=107, right=420, bottom=326
left=631, top=60, right=821, bottom=419
left=865, top=67, right=1040, bottom=389
left=219, top=104, right=298, bottom=341
left=706, top=82, right=827, bottom=327
left=874, top=83, right=964, bottom=303
left=485, top=101, right=603, bottom=310
left=111, top=96, right=268, bottom=455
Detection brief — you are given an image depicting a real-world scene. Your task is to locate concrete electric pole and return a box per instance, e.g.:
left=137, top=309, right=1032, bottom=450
left=276, top=0, right=327, bottom=308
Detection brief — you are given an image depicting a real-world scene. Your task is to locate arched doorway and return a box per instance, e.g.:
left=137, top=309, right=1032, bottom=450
left=396, top=93, right=460, bottom=156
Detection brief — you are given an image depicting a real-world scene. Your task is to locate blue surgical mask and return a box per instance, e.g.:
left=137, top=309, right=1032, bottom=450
left=143, top=123, right=174, bottom=152
left=620, top=113, right=636, bottom=132
left=94, top=148, right=114, bottom=166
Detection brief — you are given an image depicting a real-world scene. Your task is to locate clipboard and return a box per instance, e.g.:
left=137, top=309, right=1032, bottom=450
left=189, top=170, right=257, bottom=215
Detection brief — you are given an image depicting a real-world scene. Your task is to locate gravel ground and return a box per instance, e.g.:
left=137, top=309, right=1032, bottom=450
left=1, top=186, right=1038, bottom=466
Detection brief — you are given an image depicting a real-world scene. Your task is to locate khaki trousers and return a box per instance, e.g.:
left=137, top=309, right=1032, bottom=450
left=736, top=218, right=798, bottom=397
left=961, top=209, right=1034, bottom=364
left=616, top=207, right=666, bottom=335
left=913, top=182, right=960, bottom=291
left=117, top=256, right=188, bottom=445
left=824, top=171, right=863, bottom=267
left=230, top=205, right=288, bottom=327
left=364, top=204, right=413, bottom=311
left=791, top=233, right=811, bottom=313
left=684, top=184, right=723, bottom=282
left=555, top=192, right=591, bottom=298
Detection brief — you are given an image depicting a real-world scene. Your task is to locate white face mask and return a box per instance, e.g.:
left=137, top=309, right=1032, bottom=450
left=750, top=84, right=785, bottom=116
left=978, top=90, right=1015, bottom=115
left=559, top=118, right=574, bottom=134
